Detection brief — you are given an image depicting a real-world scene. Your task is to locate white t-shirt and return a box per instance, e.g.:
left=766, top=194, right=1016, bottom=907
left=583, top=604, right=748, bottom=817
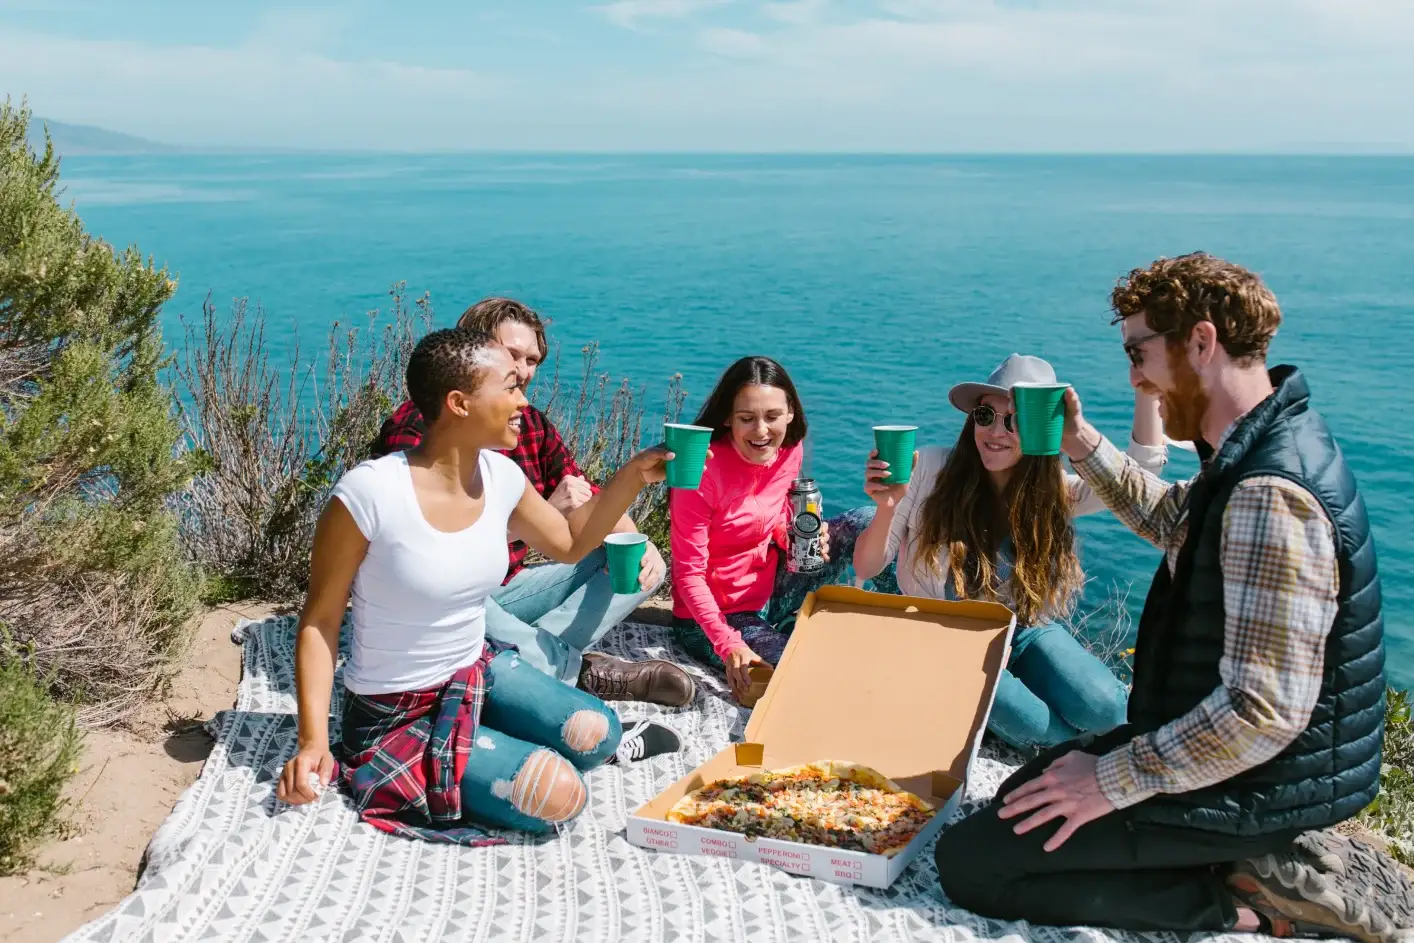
left=331, top=450, right=527, bottom=695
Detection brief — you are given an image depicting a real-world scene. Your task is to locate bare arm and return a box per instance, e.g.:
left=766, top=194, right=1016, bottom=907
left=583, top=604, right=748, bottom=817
left=277, top=498, right=368, bottom=804
left=510, top=447, right=668, bottom=563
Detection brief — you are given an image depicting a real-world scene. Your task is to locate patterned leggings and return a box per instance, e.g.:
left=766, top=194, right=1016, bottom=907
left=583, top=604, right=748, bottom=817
left=670, top=505, right=901, bottom=669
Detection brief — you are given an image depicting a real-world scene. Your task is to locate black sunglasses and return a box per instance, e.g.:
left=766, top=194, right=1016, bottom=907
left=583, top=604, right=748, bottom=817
left=971, top=404, right=1015, bottom=432
left=1123, top=329, right=1174, bottom=368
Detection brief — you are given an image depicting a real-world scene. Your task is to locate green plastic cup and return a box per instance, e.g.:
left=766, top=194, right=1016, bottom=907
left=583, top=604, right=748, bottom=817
left=1012, top=382, right=1070, bottom=456
left=603, top=533, right=649, bottom=594
left=663, top=423, right=713, bottom=489
left=872, top=426, right=918, bottom=485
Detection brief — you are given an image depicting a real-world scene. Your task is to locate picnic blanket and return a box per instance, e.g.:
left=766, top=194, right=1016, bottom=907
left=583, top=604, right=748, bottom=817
left=64, top=614, right=1259, bottom=942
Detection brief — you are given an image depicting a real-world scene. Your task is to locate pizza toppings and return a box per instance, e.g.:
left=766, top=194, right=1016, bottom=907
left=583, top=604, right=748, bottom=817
left=666, top=762, right=935, bottom=857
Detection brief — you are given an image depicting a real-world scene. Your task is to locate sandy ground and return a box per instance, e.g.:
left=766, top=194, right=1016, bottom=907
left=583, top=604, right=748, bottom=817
left=0, top=597, right=1404, bottom=943
left=0, top=603, right=276, bottom=943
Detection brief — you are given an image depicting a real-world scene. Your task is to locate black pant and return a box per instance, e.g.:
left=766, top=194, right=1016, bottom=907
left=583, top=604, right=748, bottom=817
left=934, top=739, right=1301, bottom=933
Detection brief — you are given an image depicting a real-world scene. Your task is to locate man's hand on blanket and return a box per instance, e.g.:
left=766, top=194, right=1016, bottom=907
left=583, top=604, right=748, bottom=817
left=997, top=749, right=1116, bottom=851
left=277, top=746, right=336, bottom=805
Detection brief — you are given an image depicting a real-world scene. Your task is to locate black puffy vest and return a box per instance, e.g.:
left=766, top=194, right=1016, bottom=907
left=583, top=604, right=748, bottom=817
left=1126, top=365, right=1385, bottom=835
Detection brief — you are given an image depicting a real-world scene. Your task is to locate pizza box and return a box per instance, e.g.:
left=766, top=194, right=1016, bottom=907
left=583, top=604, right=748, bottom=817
left=627, top=585, right=1014, bottom=889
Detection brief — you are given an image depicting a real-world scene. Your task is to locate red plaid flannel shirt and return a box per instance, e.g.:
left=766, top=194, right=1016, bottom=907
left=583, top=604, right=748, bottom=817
left=369, top=400, right=598, bottom=582
left=335, top=648, right=503, bottom=846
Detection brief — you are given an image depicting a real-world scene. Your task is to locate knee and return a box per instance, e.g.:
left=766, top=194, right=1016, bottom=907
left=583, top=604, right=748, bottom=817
left=934, top=818, right=993, bottom=910
left=1070, top=677, right=1129, bottom=734
left=507, top=749, right=587, bottom=824
left=934, top=811, right=1009, bottom=915
left=561, top=709, right=611, bottom=753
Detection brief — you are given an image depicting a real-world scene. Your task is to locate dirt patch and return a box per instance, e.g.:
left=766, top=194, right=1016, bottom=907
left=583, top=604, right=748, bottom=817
left=0, top=604, right=274, bottom=943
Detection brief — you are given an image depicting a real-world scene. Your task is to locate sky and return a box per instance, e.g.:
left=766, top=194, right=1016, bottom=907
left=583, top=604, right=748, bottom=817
left=1, top=0, right=1412, bottom=152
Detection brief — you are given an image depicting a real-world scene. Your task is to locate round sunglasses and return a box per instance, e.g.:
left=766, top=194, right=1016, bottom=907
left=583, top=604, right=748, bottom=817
left=971, top=404, right=1015, bottom=432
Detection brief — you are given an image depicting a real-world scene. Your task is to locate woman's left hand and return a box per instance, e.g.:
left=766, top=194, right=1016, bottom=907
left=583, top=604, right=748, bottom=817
left=818, top=519, right=831, bottom=562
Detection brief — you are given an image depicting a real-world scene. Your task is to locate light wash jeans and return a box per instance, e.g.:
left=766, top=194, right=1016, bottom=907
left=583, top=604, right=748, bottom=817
left=986, top=622, right=1129, bottom=753
left=459, top=650, right=623, bottom=833
left=484, top=547, right=659, bottom=685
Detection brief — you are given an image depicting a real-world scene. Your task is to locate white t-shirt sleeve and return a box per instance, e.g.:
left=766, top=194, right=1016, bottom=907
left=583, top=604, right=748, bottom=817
left=482, top=450, right=531, bottom=513
left=331, top=461, right=385, bottom=541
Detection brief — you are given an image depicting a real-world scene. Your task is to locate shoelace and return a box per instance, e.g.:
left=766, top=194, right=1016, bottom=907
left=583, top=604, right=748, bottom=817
left=612, top=722, right=649, bottom=764
left=585, top=664, right=631, bottom=697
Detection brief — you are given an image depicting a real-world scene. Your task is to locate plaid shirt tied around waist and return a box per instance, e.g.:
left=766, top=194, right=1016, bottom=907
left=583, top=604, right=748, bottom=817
left=335, top=647, right=505, bottom=846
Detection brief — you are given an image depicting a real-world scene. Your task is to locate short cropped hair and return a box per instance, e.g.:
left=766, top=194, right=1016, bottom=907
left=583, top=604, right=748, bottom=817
left=406, top=327, right=498, bottom=421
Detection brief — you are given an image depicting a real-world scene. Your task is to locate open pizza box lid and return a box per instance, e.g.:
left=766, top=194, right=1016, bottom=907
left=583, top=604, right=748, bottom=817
left=628, top=585, right=1015, bottom=888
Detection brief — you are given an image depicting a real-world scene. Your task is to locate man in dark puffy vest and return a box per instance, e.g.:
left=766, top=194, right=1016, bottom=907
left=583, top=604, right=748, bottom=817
left=935, top=253, right=1408, bottom=941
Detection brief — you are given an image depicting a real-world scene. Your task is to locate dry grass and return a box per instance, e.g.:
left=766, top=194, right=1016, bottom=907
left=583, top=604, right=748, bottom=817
left=1060, top=578, right=1137, bottom=685
left=174, top=284, right=429, bottom=601
left=534, top=341, right=687, bottom=559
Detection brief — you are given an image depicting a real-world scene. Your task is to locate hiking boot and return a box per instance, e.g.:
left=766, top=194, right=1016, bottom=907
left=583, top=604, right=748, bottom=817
left=1228, top=829, right=1414, bottom=942
left=605, top=720, right=682, bottom=765
left=577, top=653, right=695, bottom=707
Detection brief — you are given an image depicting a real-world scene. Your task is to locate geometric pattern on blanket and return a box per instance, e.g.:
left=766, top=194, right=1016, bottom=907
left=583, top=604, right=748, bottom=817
left=62, top=614, right=1244, bottom=943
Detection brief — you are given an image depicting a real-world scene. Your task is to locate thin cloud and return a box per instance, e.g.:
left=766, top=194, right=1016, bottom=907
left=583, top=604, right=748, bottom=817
left=596, top=0, right=729, bottom=30
left=699, top=27, right=768, bottom=58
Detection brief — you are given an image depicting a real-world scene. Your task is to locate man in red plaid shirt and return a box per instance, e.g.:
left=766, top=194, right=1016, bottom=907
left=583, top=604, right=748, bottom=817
left=371, top=298, right=694, bottom=708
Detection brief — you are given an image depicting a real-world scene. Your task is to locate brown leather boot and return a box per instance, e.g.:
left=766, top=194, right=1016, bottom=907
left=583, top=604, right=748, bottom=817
left=577, top=653, right=695, bottom=707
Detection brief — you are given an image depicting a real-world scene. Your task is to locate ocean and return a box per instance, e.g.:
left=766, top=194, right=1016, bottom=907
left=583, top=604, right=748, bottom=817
left=57, top=153, right=1414, bottom=688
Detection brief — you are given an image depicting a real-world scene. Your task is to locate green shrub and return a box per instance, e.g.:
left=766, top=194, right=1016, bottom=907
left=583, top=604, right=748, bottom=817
left=0, top=650, right=82, bottom=876
left=1360, top=686, right=1413, bottom=866
left=1, top=98, right=200, bottom=724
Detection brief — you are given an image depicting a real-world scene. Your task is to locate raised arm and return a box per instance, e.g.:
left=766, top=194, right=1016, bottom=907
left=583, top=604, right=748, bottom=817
left=1067, top=390, right=1169, bottom=517
left=1060, top=388, right=1192, bottom=548
left=276, top=498, right=368, bottom=805
left=510, top=446, right=670, bottom=563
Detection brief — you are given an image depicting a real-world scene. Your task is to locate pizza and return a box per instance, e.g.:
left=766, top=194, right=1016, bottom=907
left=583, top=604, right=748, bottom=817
left=666, top=761, right=935, bottom=857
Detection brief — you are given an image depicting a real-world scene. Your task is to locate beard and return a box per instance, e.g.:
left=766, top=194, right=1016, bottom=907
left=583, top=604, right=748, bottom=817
left=1159, top=345, right=1210, bottom=443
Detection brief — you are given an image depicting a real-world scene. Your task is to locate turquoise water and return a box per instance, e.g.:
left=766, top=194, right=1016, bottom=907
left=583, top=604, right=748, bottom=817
left=59, top=154, right=1414, bottom=688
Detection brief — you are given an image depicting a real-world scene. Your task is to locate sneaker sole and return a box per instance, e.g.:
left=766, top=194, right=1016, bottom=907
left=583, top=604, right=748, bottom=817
left=1232, top=830, right=1414, bottom=943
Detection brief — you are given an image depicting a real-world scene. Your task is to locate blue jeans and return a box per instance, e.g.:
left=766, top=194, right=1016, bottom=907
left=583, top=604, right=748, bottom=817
left=987, top=622, right=1129, bottom=752
left=485, top=547, right=659, bottom=684
left=459, top=650, right=623, bottom=834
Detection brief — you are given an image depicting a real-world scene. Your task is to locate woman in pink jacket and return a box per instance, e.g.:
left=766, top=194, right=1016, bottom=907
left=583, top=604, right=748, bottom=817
left=669, top=357, right=891, bottom=701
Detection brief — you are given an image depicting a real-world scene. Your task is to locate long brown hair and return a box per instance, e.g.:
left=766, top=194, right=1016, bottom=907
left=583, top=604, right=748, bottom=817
left=912, top=419, right=1083, bottom=626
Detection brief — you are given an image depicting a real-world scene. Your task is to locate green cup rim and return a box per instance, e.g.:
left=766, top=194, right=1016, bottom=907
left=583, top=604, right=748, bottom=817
left=1011, top=382, right=1071, bottom=391
left=604, top=532, right=649, bottom=547
left=664, top=423, right=713, bottom=433
left=873, top=425, right=919, bottom=433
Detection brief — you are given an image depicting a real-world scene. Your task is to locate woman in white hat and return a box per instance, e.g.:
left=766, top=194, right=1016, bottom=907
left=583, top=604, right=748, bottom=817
left=853, top=354, right=1167, bottom=754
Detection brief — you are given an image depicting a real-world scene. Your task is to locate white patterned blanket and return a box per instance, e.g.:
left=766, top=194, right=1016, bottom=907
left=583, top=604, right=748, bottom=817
left=65, top=615, right=1256, bottom=942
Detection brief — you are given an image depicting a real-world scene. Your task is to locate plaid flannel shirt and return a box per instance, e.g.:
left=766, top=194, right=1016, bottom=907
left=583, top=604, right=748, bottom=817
left=369, top=400, right=597, bottom=582
left=335, top=647, right=503, bottom=846
left=1072, top=431, right=1339, bottom=810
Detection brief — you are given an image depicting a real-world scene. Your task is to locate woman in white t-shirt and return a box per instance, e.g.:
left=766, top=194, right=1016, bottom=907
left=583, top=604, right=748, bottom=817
left=275, top=327, right=685, bottom=839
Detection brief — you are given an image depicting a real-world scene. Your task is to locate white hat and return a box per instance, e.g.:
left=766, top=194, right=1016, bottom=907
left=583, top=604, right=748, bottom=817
left=947, top=354, right=1057, bottom=413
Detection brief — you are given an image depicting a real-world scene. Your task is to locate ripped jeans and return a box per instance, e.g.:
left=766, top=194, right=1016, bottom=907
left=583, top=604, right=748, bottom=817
left=459, top=650, right=622, bottom=833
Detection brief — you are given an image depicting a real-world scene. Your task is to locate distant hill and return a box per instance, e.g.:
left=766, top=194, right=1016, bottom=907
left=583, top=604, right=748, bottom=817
left=26, top=118, right=175, bottom=155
